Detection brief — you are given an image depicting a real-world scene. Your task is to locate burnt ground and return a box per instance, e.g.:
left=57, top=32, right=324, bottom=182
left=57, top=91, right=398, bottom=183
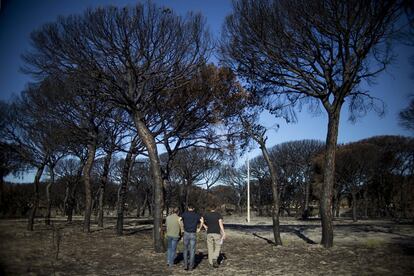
left=0, top=216, right=413, bottom=275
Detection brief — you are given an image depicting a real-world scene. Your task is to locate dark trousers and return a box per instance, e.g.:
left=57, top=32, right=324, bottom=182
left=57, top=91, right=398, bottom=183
left=183, top=231, right=196, bottom=268
left=167, top=236, right=179, bottom=266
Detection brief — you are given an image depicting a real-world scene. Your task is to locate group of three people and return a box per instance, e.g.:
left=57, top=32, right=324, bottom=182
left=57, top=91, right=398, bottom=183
left=165, top=204, right=226, bottom=271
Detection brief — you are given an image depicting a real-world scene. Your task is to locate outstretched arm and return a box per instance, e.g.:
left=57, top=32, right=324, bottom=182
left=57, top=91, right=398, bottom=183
left=197, top=217, right=204, bottom=232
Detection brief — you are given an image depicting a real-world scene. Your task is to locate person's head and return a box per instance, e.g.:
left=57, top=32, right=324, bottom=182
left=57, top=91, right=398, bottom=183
left=170, top=207, right=179, bottom=215
left=208, top=204, right=217, bottom=212
left=187, top=205, right=195, bottom=211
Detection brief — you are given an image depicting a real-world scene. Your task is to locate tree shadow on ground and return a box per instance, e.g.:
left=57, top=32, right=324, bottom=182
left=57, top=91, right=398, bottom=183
left=89, top=226, right=113, bottom=233
left=252, top=230, right=317, bottom=245
left=291, top=229, right=317, bottom=244
left=227, top=224, right=319, bottom=244
left=227, top=222, right=413, bottom=238
left=227, top=222, right=414, bottom=248
left=252, top=232, right=277, bottom=245
left=392, top=237, right=414, bottom=256
left=123, top=226, right=152, bottom=236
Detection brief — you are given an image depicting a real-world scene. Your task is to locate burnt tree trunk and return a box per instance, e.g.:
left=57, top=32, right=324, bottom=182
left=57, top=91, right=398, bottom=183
left=401, top=179, right=407, bottom=219
left=83, top=141, right=97, bottom=233
left=260, top=141, right=282, bottom=246
left=351, top=190, right=358, bottom=222
left=303, top=180, right=311, bottom=219
left=0, top=171, right=4, bottom=209
left=63, top=182, right=70, bottom=218
left=134, top=114, right=164, bottom=253
left=363, top=188, right=369, bottom=218
left=98, top=152, right=113, bottom=227
left=116, top=139, right=137, bottom=235
left=185, top=181, right=191, bottom=210
left=45, top=165, right=55, bottom=225
left=320, top=110, right=340, bottom=248
left=258, top=180, right=263, bottom=216
left=335, top=196, right=341, bottom=218
left=237, top=194, right=242, bottom=215
left=28, top=164, right=45, bottom=231
left=178, top=184, right=184, bottom=213
left=141, top=192, right=149, bottom=217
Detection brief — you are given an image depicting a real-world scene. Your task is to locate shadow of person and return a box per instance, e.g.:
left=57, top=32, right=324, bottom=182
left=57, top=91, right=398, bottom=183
left=174, top=252, right=183, bottom=265
left=174, top=252, right=207, bottom=269
left=194, top=252, right=207, bottom=268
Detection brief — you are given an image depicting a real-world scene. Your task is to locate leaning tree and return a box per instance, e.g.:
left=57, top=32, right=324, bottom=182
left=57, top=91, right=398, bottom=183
left=2, top=85, right=66, bottom=230
left=221, top=0, right=402, bottom=247
left=22, top=3, right=247, bottom=252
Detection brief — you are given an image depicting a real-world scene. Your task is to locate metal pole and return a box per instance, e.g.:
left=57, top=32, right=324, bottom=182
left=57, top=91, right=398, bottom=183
left=247, top=157, right=250, bottom=224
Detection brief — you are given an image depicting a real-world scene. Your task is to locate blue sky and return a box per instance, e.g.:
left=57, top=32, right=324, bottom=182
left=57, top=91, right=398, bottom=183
left=1, top=0, right=413, bottom=182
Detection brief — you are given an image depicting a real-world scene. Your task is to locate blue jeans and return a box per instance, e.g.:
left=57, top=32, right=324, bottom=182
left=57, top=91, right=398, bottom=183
left=183, top=232, right=196, bottom=268
left=167, top=236, right=179, bottom=266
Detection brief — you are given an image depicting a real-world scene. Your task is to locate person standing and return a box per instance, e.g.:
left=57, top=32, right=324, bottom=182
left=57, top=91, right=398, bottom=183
left=165, top=208, right=181, bottom=268
left=180, top=205, right=203, bottom=271
left=203, top=204, right=226, bottom=268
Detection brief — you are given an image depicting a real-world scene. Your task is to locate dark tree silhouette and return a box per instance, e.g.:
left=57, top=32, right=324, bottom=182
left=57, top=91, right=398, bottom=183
left=22, top=3, right=212, bottom=251
left=2, top=87, right=65, bottom=230
left=399, top=97, right=414, bottom=132
left=221, top=0, right=402, bottom=247
left=269, top=140, right=325, bottom=219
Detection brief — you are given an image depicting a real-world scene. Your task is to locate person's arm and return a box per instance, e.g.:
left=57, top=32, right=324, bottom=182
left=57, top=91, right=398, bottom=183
left=201, top=215, right=208, bottom=230
left=219, top=218, right=226, bottom=240
left=197, top=217, right=204, bottom=232
left=179, top=217, right=184, bottom=234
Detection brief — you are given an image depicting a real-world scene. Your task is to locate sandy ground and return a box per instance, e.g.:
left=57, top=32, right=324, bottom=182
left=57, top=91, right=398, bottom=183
left=0, top=216, right=413, bottom=275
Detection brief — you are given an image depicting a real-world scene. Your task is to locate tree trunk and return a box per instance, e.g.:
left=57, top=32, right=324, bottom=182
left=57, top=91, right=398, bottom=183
left=335, top=196, right=340, bottom=218
left=141, top=192, right=149, bottom=217
left=45, top=166, right=55, bottom=225
left=133, top=114, right=164, bottom=253
left=178, top=184, right=184, bottom=213
left=258, top=181, right=263, bottom=216
left=98, top=152, right=113, bottom=228
left=237, top=195, right=242, bottom=215
left=83, top=141, right=97, bottom=233
left=185, top=181, right=191, bottom=210
left=68, top=166, right=83, bottom=222
left=67, top=182, right=78, bottom=223
left=260, top=142, right=282, bottom=246
left=67, top=199, right=74, bottom=222
left=401, top=179, right=407, bottom=219
left=63, top=182, right=70, bottom=218
left=116, top=139, right=137, bottom=235
left=136, top=203, right=141, bottom=218
left=352, top=191, right=358, bottom=222
left=302, top=180, right=311, bottom=219
left=0, top=172, right=4, bottom=209
left=363, top=188, right=369, bottom=218
left=147, top=197, right=153, bottom=216
left=28, top=164, right=45, bottom=231
left=320, top=110, right=340, bottom=248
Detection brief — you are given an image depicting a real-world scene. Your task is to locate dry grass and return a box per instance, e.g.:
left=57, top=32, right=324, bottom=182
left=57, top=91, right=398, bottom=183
left=0, top=217, right=413, bottom=275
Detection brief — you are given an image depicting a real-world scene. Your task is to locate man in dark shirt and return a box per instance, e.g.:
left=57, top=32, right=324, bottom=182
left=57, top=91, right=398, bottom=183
left=203, top=204, right=226, bottom=268
left=179, top=205, right=203, bottom=271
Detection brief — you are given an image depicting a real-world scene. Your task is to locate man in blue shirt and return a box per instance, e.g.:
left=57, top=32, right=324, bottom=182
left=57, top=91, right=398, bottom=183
left=180, top=205, right=204, bottom=271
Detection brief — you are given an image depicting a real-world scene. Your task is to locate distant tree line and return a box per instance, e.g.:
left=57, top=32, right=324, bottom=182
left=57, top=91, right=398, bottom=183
left=2, top=135, right=413, bottom=219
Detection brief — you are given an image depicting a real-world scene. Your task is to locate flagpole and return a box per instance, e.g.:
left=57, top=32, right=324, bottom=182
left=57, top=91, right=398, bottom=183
left=247, top=157, right=250, bottom=224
